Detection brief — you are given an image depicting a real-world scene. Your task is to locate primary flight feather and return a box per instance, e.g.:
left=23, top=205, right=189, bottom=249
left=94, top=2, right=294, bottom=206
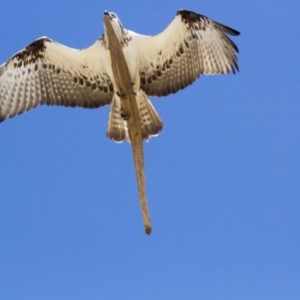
left=0, top=10, right=240, bottom=142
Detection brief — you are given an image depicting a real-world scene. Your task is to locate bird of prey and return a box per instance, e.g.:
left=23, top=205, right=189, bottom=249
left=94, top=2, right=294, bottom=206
left=0, top=10, right=239, bottom=142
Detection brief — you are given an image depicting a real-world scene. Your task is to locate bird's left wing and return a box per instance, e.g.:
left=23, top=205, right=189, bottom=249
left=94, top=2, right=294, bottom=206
left=135, top=10, right=240, bottom=97
left=0, top=37, right=114, bottom=122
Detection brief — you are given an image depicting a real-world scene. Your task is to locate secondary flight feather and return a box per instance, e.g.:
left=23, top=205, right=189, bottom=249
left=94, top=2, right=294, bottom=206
left=0, top=9, right=240, bottom=142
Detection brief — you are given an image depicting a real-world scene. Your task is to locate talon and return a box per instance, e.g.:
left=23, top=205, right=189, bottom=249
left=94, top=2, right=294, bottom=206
left=121, top=112, right=130, bottom=120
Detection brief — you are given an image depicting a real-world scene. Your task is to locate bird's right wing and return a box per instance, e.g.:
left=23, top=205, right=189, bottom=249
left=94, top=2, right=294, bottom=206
left=0, top=37, right=114, bottom=122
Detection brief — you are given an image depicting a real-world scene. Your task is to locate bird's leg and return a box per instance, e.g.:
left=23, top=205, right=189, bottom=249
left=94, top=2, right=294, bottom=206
left=117, top=90, right=130, bottom=120
left=117, top=90, right=126, bottom=98
left=121, top=107, right=130, bottom=120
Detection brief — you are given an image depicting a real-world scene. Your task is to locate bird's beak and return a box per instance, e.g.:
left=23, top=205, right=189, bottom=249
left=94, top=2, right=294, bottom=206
left=104, top=11, right=111, bottom=20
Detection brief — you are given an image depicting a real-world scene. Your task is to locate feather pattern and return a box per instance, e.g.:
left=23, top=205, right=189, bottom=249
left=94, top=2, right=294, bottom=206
left=136, top=10, right=240, bottom=96
left=0, top=37, right=114, bottom=122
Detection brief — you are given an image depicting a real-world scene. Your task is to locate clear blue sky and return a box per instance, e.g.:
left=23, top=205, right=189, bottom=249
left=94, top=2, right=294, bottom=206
left=0, top=1, right=299, bottom=299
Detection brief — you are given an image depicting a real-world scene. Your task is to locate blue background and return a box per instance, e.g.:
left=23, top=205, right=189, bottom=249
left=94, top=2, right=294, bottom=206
left=0, top=1, right=299, bottom=299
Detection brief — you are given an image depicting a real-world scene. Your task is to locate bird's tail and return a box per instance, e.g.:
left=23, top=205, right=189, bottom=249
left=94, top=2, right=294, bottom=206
left=106, top=93, right=164, bottom=142
left=138, top=92, right=164, bottom=140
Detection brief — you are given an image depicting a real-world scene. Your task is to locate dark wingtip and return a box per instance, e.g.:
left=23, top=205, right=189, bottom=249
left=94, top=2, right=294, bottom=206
left=177, top=9, right=204, bottom=23
left=214, top=21, right=240, bottom=36
left=177, top=9, right=240, bottom=37
left=11, top=37, right=51, bottom=62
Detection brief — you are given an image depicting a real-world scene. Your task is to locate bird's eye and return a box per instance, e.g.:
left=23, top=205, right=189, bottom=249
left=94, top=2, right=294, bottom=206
left=111, top=13, right=116, bottom=18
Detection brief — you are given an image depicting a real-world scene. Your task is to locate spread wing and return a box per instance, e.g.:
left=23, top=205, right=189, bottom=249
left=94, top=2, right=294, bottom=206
left=0, top=37, right=114, bottom=122
left=135, top=10, right=240, bottom=97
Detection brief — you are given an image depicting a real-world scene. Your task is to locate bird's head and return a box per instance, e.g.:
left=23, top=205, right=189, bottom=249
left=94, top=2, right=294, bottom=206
left=103, top=11, right=127, bottom=44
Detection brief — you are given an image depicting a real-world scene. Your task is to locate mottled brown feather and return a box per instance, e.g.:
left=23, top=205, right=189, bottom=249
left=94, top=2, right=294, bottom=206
left=137, top=10, right=240, bottom=97
left=0, top=37, right=113, bottom=122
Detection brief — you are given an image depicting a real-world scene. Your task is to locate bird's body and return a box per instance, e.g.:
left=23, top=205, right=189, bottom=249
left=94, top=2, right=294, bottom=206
left=0, top=10, right=240, bottom=142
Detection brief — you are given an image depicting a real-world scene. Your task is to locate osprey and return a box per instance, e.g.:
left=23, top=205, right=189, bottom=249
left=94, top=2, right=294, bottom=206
left=0, top=10, right=239, bottom=142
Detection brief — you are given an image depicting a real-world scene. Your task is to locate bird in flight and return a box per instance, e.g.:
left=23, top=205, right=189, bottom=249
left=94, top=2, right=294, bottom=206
left=0, top=10, right=239, bottom=142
